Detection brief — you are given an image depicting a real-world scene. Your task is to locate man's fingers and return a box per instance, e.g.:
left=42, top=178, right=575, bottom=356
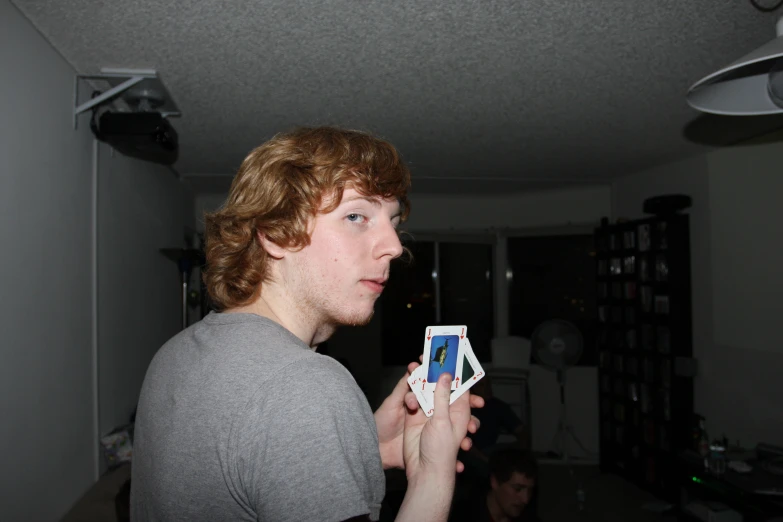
left=468, top=415, right=480, bottom=434
left=469, top=394, right=485, bottom=409
left=460, top=436, right=473, bottom=451
left=407, top=361, right=420, bottom=375
left=432, top=373, right=452, bottom=418
left=452, top=385, right=471, bottom=406
left=456, top=460, right=465, bottom=473
left=404, top=391, right=419, bottom=412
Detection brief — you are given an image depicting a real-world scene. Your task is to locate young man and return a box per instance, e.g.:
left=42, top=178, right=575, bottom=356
left=451, top=448, right=539, bottom=522
left=130, top=127, right=482, bottom=521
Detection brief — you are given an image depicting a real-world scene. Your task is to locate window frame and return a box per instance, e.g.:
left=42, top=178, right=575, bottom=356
left=403, top=231, right=496, bottom=324
left=385, top=224, right=595, bottom=366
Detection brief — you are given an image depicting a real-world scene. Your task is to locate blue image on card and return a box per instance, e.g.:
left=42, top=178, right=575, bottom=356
left=427, top=335, right=459, bottom=383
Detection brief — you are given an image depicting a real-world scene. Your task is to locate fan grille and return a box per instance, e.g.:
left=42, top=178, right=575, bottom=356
left=532, top=319, right=583, bottom=370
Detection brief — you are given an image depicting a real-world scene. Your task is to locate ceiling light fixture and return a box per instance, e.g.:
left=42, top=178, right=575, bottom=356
left=686, top=4, right=783, bottom=116
left=687, top=14, right=783, bottom=115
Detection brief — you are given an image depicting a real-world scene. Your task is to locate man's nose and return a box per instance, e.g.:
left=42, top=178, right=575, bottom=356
left=375, top=221, right=403, bottom=260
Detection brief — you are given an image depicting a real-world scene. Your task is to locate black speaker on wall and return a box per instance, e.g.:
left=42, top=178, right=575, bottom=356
left=92, top=111, right=179, bottom=166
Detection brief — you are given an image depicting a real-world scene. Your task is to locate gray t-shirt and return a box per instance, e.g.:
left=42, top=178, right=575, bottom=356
left=131, top=312, right=385, bottom=521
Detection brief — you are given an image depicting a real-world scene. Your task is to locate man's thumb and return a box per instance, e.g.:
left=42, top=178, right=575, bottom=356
left=433, top=373, right=452, bottom=417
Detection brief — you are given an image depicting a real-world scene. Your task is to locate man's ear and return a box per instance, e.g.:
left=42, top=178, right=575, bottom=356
left=490, top=475, right=499, bottom=491
left=256, top=231, right=287, bottom=260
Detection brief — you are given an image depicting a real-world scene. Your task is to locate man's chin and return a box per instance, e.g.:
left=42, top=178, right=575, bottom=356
left=352, top=309, right=375, bottom=327
left=335, top=308, right=375, bottom=328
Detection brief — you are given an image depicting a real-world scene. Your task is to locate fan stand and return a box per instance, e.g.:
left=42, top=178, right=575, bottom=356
left=548, top=369, right=594, bottom=466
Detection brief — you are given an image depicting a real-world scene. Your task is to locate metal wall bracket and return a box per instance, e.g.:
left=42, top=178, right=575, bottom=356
left=73, top=68, right=180, bottom=129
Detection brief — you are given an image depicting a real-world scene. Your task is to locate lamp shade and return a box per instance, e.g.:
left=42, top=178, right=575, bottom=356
left=687, top=18, right=783, bottom=115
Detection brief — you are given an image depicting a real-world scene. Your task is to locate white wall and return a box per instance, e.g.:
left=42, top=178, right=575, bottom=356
left=406, top=185, right=611, bottom=231
left=0, top=2, right=94, bottom=518
left=97, top=145, right=194, bottom=439
left=704, top=143, right=783, bottom=447
left=0, top=2, right=194, bottom=519
left=195, top=193, right=227, bottom=231
left=611, top=144, right=783, bottom=449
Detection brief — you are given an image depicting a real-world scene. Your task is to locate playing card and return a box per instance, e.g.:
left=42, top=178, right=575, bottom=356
left=449, top=338, right=485, bottom=405
left=407, top=366, right=434, bottom=417
left=421, top=325, right=467, bottom=392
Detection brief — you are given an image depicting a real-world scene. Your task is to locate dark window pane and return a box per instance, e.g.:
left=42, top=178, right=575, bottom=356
left=508, top=235, right=597, bottom=366
left=439, top=242, right=494, bottom=363
left=380, top=241, right=436, bottom=365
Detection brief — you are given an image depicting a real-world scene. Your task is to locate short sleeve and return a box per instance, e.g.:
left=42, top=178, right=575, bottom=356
left=229, top=356, right=385, bottom=522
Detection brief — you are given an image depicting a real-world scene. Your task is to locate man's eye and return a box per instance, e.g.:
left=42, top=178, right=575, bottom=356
left=347, top=213, right=363, bottom=222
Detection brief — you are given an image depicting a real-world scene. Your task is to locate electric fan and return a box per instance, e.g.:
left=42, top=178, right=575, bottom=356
left=532, top=319, right=589, bottom=464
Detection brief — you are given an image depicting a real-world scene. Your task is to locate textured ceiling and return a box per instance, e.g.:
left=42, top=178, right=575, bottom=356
left=12, top=0, right=783, bottom=195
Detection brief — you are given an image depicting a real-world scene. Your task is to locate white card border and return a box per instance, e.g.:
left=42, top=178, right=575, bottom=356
left=449, top=338, right=485, bottom=404
left=407, top=365, right=434, bottom=417
left=421, top=325, right=467, bottom=391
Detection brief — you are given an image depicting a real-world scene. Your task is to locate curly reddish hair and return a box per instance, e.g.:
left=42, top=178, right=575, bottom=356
left=202, top=126, right=411, bottom=311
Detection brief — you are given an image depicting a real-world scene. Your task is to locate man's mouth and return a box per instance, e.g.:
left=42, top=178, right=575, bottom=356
left=361, top=278, right=387, bottom=293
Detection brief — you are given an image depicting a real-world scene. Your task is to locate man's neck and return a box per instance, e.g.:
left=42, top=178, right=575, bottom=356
left=486, top=491, right=512, bottom=522
left=227, top=283, right=336, bottom=348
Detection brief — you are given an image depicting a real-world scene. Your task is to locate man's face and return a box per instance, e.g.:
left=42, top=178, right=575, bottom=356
left=490, top=471, right=535, bottom=518
left=281, top=188, right=403, bottom=328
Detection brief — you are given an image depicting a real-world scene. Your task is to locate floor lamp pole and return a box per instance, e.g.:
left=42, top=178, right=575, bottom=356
left=161, top=248, right=204, bottom=331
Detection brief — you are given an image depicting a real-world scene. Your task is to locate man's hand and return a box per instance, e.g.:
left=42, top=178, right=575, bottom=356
left=375, top=362, right=418, bottom=469
left=375, top=362, right=484, bottom=470
left=403, top=373, right=472, bottom=481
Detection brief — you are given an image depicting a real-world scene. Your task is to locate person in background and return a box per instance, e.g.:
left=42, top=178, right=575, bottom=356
left=450, top=447, right=539, bottom=522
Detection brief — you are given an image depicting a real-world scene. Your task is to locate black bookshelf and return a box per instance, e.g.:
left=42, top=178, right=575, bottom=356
left=595, top=214, right=694, bottom=502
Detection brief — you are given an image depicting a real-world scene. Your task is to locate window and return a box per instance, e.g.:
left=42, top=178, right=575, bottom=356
left=507, top=234, right=597, bottom=366
left=380, top=240, right=436, bottom=366
left=439, top=242, right=494, bottom=363
left=381, top=238, right=495, bottom=365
